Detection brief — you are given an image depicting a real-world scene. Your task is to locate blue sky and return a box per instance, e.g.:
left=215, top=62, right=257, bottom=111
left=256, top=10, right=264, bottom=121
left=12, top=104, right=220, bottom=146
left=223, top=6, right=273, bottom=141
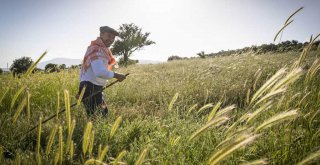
left=0, top=0, right=320, bottom=68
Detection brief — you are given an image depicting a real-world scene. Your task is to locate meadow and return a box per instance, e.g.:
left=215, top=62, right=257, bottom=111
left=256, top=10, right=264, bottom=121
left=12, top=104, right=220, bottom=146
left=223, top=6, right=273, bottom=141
left=1, top=44, right=320, bottom=164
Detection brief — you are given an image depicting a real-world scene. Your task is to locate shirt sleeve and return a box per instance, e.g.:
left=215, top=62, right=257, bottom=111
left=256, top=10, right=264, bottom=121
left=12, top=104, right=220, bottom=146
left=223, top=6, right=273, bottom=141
left=91, top=59, right=114, bottom=79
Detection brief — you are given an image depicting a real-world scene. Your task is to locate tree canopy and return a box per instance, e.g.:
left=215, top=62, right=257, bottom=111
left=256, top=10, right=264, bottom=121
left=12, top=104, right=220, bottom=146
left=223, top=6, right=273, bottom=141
left=10, top=56, right=33, bottom=74
left=111, top=23, right=155, bottom=66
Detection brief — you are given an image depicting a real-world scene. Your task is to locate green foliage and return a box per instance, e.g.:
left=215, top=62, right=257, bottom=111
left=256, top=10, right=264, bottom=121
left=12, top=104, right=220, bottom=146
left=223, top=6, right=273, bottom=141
left=111, top=23, right=155, bottom=66
left=0, top=68, right=3, bottom=74
left=10, top=56, right=33, bottom=75
left=45, top=63, right=60, bottom=73
left=59, top=64, right=66, bottom=70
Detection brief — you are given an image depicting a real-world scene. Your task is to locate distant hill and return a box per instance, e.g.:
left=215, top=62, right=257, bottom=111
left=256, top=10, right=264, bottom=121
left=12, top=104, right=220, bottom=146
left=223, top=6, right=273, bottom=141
left=38, top=58, right=82, bottom=69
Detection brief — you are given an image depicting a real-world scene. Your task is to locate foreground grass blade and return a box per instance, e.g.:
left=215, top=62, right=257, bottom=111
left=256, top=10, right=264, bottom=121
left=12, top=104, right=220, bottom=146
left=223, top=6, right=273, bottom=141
left=25, top=51, right=47, bottom=77
left=189, top=116, right=229, bottom=141
left=110, top=116, right=122, bottom=139
left=297, top=149, right=320, bottom=165
left=0, top=87, right=9, bottom=107
left=135, top=148, right=148, bottom=165
left=168, top=93, right=179, bottom=111
left=83, top=122, right=93, bottom=156
left=84, top=159, right=107, bottom=165
left=255, top=109, right=298, bottom=132
left=12, top=97, right=27, bottom=123
left=10, top=86, right=26, bottom=112
left=208, top=134, right=259, bottom=165
left=239, top=158, right=268, bottom=165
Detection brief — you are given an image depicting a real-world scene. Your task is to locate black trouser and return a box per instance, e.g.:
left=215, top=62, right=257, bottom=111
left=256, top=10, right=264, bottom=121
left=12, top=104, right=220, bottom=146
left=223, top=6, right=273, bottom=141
left=78, top=81, right=108, bottom=116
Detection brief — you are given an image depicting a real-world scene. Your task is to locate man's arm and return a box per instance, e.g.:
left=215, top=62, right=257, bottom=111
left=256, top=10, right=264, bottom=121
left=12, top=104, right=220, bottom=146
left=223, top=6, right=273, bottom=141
left=91, top=59, right=126, bottom=81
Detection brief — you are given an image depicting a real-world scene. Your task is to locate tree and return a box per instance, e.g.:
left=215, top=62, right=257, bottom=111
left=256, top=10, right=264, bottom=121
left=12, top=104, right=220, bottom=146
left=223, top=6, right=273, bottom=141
left=45, top=63, right=60, bottom=73
left=0, top=68, right=3, bottom=75
left=197, top=51, right=206, bottom=58
left=59, top=64, right=66, bottom=70
left=10, top=56, right=33, bottom=75
left=111, top=23, right=155, bottom=66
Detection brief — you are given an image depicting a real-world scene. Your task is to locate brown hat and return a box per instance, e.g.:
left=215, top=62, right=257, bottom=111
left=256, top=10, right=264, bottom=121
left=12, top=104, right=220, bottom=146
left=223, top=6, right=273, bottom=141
left=100, top=26, right=119, bottom=36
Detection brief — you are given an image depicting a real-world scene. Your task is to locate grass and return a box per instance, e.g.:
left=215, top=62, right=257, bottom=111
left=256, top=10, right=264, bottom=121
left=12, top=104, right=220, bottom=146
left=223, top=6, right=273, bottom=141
left=0, top=47, right=320, bottom=164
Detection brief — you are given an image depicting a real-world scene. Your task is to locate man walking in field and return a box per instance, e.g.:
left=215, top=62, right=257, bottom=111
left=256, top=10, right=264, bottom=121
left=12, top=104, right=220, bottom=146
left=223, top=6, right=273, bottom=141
left=78, top=26, right=126, bottom=116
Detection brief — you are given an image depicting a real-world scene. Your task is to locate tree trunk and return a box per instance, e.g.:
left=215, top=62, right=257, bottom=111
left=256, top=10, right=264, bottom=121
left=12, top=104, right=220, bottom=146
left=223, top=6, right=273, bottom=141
left=124, top=53, right=128, bottom=67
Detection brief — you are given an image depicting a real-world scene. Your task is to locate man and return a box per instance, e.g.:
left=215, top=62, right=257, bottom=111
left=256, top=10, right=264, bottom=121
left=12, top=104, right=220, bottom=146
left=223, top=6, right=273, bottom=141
left=78, top=26, right=126, bottom=116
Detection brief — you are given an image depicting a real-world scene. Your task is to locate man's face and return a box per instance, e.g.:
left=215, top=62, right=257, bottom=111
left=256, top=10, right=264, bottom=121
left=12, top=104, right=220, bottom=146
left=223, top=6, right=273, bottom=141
left=100, top=32, right=116, bottom=47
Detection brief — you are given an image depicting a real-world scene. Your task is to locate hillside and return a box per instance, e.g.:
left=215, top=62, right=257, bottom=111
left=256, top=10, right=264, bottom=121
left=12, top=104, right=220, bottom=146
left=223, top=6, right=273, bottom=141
left=0, top=50, right=320, bottom=164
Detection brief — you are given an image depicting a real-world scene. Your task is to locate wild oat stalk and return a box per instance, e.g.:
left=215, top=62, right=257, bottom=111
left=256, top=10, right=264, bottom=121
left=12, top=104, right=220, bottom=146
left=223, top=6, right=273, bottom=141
left=294, top=33, right=320, bottom=68
left=269, top=68, right=302, bottom=92
left=77, top=86, right=86, bottom=106
left=284, top=7, right=304, bottom=25
left=189, top=116, right=229, bottom=141
left=215, top=105, right=236, bottom=118
left=66, top=120, right=76, bottom=154
left=208, top=134, right=259, bottom=165
left=110, top=116, right=122, bottom=139
left=12, top=97, right=27, bottom=123
left=250, top=68, right=286, bottom=105
left=246, top=89, right=251, bottom=105
left=54, top=151, right=59, bottom=165
left=83, top=122, right=93, bottom=156
left=135, top=148, right=148, bottom=165
left=10, top=86, right=26, bottom=112
left=187, top=104, right=198, bottom=114
left=58, top=126, right=63, bottom=165
left=113, top=150, right=127, bottom=165
left=305, top=59, right=320, bottom=83
left=56, top=91, right=60, bottom=119
left=239, top=158, right=268, bottom=165
left=253, top=69, right=262, bottom=91
left=36, top=117, right=42, bottom=165
left=46, top=125, right=58, bottom=155
left=88, top=130, right=95, bottom=158
left=197, top=103, right=214, bottom=114
left=25, top=51, right=47, bottom=77
left=207, top=101, right=222, bottom=122
left=98, top=144, right=109, bottom=161
left=274, top=7, right=303, bottom=43
left=84, top=159, right=107, bottom=165
left=246, top=101, right=273, bottom=124
left=296, top=149, right=320, bottom=165
left=168, top=93, right=179, bottom=111
left=253, top=88, right=286, bottom=107
left=64, top=90, right=71, bottom=134
left=216, top=127, right=252, bottom=149
left=70, top=140, right=74, bottom=161
left=0, top=87, right=9, bottom=107
left=255, top=109, right=298, bottom=132
left=26, top=91, right=31, bottom=122
left=273, top=20, right=294, bottom=42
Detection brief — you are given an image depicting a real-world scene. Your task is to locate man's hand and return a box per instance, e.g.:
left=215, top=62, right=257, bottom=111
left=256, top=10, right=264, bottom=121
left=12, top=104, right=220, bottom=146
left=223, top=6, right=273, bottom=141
left=114, top=72, right=126, bottom=82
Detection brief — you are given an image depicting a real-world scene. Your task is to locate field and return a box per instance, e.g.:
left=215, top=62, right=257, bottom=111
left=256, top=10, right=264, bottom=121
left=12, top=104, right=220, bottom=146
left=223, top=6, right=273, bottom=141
left=1, top=49, right=320, bottom=164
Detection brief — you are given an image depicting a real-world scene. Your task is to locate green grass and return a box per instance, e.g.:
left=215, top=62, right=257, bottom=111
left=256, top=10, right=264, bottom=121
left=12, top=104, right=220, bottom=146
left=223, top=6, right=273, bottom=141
left=1, top=51, right=320, bottom=164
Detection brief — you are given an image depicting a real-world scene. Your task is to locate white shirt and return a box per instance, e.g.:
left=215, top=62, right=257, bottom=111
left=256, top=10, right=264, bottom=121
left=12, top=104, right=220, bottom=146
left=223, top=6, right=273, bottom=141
left=80, top=50, right=114, bottom=86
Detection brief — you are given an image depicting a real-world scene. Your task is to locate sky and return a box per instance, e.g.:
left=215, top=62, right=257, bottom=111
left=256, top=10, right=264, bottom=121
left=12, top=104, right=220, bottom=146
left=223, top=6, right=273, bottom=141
left=0, top=0, right=320, bottom=68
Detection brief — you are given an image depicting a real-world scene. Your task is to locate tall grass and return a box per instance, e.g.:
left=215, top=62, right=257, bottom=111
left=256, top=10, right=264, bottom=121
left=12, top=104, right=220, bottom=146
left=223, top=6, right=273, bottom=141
left=0, top=8, right=319, bottom=163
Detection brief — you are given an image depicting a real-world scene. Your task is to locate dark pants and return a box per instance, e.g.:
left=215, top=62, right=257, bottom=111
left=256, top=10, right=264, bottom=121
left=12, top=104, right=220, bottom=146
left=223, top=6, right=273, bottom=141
left=78, top=81, right=108, bottom=116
